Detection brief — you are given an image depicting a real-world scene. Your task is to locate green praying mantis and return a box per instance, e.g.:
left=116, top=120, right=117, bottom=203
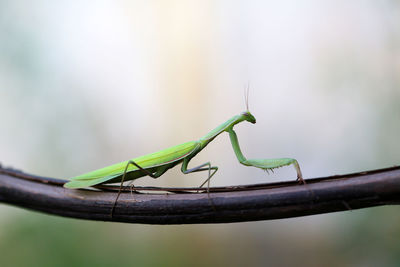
left=64, top=94, right=304, bottom=214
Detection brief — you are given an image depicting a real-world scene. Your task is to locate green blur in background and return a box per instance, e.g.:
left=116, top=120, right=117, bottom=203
left=1, top=1, right=400, bottom=266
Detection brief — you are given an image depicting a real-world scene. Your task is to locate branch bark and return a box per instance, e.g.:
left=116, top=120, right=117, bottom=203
left=1, top=166, right=400, bottom=224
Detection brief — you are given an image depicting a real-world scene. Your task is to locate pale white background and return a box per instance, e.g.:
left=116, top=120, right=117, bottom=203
left=1, top=1, right=399, bottom=266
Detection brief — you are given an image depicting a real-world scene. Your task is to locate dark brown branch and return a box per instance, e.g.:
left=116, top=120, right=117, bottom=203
left=1, top=165, right=400, bottom=224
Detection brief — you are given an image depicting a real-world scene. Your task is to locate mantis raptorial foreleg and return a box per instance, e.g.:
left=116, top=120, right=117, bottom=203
left=227, top=128, right=305, bottom=183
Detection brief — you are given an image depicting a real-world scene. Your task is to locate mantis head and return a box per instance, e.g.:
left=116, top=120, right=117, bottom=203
left=240, top=111, right=256, bottom=124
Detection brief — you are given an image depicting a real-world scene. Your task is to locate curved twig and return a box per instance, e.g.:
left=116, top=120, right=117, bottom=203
left=0, top=165, right=400, bottom=224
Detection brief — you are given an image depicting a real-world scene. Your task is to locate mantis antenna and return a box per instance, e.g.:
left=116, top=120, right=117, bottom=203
left=244, top=81, right=250, bottom=111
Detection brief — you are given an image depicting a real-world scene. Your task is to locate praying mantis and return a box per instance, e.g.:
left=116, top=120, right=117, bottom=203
left=64, top=95, right=304, bottom=214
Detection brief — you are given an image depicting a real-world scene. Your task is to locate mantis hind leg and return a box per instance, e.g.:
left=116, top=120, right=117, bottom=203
left=111, top=160, right=168, bottom=218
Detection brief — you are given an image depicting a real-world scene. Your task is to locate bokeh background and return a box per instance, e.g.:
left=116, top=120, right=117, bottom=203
left=1, top=1, right=400, bottom=266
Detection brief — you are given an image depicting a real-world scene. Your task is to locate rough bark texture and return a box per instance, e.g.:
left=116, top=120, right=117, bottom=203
left=0, top=166, right=399, bottom=224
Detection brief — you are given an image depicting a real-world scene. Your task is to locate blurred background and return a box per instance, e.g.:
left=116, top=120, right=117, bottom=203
left=1, top=1, right=400, bottom=266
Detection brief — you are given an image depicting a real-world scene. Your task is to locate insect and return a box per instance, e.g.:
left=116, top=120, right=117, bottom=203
left=64, top=95, right=304, bottom=214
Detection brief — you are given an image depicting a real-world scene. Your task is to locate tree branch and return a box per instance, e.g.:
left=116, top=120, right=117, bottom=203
left=1, top=165, right=400, bottom=224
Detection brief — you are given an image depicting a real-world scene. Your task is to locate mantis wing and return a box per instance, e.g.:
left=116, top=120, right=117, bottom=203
left=64, top=141, right=199, bottom=189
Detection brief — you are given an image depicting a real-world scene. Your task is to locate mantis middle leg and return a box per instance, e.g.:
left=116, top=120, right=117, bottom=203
left=181, top=157, right=219, bottom=212
left=181, top=158, right=219, bottom=193
left=181, top=158, right=218, bottom=209
left=111, top=160, right=169, bottom=217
